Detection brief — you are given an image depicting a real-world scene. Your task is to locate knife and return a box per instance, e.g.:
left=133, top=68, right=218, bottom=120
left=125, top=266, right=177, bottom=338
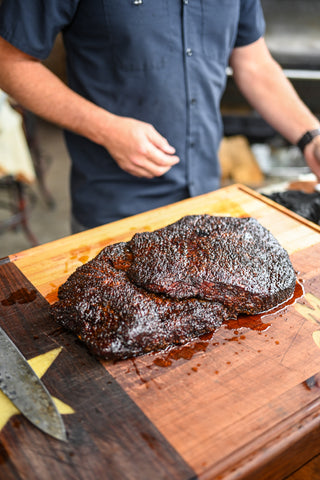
left=0, top=326, right=66, bottom=441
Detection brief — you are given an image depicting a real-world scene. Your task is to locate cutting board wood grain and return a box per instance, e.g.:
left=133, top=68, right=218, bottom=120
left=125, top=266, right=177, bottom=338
left=1, top=184, right=320, bottom=480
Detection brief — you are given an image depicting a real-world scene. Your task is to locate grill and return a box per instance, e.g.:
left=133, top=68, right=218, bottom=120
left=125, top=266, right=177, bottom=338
left=222, top=0, right=320, bottom=140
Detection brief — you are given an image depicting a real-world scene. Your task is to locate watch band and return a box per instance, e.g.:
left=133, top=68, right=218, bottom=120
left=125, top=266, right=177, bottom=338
left=297, top=128, right=320, bottom=152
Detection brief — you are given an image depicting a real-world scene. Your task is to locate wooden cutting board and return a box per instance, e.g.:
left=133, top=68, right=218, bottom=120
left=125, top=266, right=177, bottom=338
left=1, top=184, right=320, bottom=480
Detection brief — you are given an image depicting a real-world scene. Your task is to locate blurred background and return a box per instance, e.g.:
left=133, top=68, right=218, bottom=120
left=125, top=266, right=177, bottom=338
left=1, top=0, right=320, bottom=258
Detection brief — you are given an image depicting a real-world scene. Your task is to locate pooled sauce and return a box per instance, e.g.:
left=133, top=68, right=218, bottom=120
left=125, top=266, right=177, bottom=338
left=224, top=315, right=271, bottom=332
left=152, top=280, right=304, bottom=369
left=153, top=340, right=209, bottom=367
left=116, top=279, right=304, bottom=389
left=224, top=279, right=304, bottom=332
left=1, top=287, right=37, bottom=306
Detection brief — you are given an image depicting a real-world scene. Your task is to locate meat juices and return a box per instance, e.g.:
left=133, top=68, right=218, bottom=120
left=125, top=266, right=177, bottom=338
left=50, top=215, right=296, bottom=360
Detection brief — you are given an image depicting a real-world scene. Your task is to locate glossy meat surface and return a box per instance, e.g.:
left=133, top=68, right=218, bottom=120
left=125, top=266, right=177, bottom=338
left=128, top=215, right=296, bottom=314
left=51, top=242, right=230, bottom=359
left=51, top=215, right=296, bottom=360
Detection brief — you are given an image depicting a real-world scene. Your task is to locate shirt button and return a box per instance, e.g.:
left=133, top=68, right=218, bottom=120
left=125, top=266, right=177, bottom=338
left=183, top=0, right=189, bottom=4
left=186, top=48, right=193, bottom=57
left=190, top=98, right=197, bottom=105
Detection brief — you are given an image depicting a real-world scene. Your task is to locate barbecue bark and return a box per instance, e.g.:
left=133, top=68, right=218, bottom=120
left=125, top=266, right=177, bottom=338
left=51, top=242, right=229, bottom=359
left=127, top=215, right=296, bottom=314
left=51, top=215, right=296, bottom=360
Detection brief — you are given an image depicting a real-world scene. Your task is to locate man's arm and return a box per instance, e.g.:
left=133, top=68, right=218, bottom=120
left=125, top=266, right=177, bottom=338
left=0, top=36, right=179, bottom=178
left=229, top=37, right=320, bottom=180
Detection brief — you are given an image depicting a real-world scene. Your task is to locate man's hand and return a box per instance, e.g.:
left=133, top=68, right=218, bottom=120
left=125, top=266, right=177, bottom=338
left=102, top=115, right=180, bottom=178
left=0, top=37, right=179, bottom=179
left=304, top=137, right=320, bottom=182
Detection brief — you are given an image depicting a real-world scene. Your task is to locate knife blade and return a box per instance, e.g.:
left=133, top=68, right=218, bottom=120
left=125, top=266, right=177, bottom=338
left=0, top=326, right=66, bottom=441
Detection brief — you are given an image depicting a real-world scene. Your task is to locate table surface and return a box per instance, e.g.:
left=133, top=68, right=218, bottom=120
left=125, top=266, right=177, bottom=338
left=1, top=184, right=320, bottom=480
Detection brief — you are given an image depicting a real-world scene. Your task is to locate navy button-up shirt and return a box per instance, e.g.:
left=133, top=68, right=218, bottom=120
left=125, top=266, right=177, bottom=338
left=0, top=0, right=265, bottom=228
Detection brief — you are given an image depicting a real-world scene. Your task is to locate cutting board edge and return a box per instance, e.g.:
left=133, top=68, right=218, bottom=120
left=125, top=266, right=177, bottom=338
left=9, top=184, right=320, bottom=265
left=238, top=184, right=320, bottom=234
left=199, top=392, right=320, bottom=480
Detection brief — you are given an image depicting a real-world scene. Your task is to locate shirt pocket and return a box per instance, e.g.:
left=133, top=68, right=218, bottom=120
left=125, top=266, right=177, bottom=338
left=103, top=0, right=171, bottom=71
left=202, top=0, right=240, bottom=61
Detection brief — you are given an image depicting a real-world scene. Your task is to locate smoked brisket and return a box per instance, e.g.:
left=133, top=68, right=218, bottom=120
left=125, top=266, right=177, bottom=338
left=51, top=242, right=229, bottom=359
left=127, top=215, right=296, bottom=314
left=51, top=215, right=296, bottom=360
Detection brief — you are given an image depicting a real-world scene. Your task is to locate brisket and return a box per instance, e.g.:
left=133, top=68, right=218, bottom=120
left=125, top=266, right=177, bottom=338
left=50, top=215, right=296, bottom=360
left=127, top=215, right=296, bottom=314
left=51, top=242, right=230, bottom=360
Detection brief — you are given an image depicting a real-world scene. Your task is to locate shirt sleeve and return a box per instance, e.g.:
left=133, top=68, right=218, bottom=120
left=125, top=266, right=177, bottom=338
left=235, top=0, right=266, bottom=47
left=0, top=0, right=80, bottom=60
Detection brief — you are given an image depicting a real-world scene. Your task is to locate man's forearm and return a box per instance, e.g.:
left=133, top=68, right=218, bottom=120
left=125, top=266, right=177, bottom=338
left=0, top=37, right=179, bottom=178
left=230, top=38, right=320, bottom=145
left=0, top=38, right=113, bottom=147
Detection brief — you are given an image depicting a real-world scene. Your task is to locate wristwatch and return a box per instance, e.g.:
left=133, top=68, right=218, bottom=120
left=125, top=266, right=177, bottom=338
left=297, top=128, right=320, bottom=152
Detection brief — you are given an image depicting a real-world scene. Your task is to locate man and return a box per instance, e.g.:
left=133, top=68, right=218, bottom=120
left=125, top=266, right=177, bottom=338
left=0, top=1, right=319, bottom=231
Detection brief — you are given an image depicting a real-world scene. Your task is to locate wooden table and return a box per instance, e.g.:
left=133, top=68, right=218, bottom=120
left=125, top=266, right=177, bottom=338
left=1, top=184, right=320, bottom=480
